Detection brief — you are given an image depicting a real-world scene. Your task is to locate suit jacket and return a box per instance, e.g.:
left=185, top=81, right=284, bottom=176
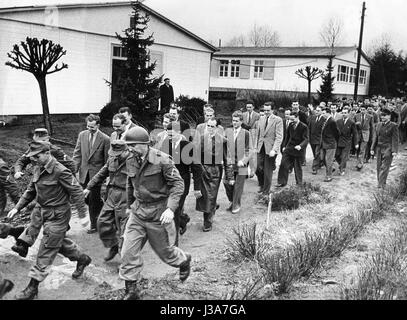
left=159, top=84, right=174, bottom=109
left=282, top=121, right=309, bottom=157
left=371, top=121, right=399, bottom=153
left=195, top=123, right=224, bottom=140
left=298, top=110, right=309, bottom=125
left=224, top=127, right=255, bottom=175
left=242, top=111, right=260, bottom=129
left=336, top=118, right=358, bottom=148
left=73, top=129, right=111, bottom=184
left=354, top=113, right=374, bottom=143
left=331, top=112, right=343, bottom=122
left=110, top=122, right=138, bottom=142
left=256, top=114, right=284, bottom=154
left=308, top=114, right=324, bottom=145
left=321, top=116, right=339, bottom=149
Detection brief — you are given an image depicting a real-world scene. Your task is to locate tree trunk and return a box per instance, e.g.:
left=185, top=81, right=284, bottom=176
left=36, top=76, right=53, bottom=135
left=308, top=80, right=312, bottom=104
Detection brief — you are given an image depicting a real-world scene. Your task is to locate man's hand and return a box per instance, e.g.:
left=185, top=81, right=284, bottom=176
left=7, top=208, right=19, bottom=219
left=237, top=160, right=245, bottom=167
left=194, top=190, right=202, bottom=199
left=229, top=180, right=235, bottom=186
left=83, top=189, right=91, bottom=198
left=160, top=208, right=174, bottom=225
left=355, top=145, right=359, bottom=150
left=14, top=172, right=24, bottom=180
left=269, top=150, right=276, bottom=157
left=294, top=145, right=301, bottom=151
left=370, top=150, right=375, bottom=155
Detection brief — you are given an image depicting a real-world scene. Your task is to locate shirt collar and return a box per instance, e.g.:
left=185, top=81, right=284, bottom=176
left=42, top=157, right=56, bottom=174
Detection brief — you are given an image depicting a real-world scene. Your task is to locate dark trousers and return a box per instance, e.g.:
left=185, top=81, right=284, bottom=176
left=310, top=144, right=322, bottom=171
left=174, top=172, right=190, bottom=246
left=223, top=169, right=246, bottom=211
left=83, top=174, right=103, bottom=229
left=335, top=145, right=351, bottom=171
left=255, top=145, right=276, bottom=194
left=277, top=153, right=303, bottom=185
left=376, top=146, right=394, bottom=188
left=0, top=175, right=20, bottom=216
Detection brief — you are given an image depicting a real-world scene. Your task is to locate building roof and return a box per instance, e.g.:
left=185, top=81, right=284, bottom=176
left=0, top=1, right=218, bottom=52
left=214, top=46, right=370, bottom=64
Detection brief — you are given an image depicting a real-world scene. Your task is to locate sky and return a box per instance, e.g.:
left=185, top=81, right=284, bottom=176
left=0, top=0, right=406, bottom=53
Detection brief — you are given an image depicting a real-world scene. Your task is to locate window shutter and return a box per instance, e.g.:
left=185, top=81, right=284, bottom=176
left=150, top=51, right=163, bottom=77
left=239, top=60, right=251, bottom=79
left=211, top=59, right=220, bottom=77
left=263, top=60, right=275, bottom=80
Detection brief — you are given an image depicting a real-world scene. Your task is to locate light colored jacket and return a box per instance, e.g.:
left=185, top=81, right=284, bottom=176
left=256, top=114, right=284, bottom=154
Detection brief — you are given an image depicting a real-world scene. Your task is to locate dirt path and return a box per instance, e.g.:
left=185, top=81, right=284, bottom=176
left=1, top=142, right=406, bottom=300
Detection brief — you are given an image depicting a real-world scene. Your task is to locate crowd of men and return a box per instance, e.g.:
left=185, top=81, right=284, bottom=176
left=0, top=94, right=406, bottom=300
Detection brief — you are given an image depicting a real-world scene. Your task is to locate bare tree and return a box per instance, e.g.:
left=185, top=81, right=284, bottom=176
left=6, top=37, right=68, bottom=134
left=319, top=17, right=344, bottom=50
left=295, top=66, right=324, bottom=104
left=226, top=34, right=246, bottom=47
left=249, top=23, right=281, bottom=47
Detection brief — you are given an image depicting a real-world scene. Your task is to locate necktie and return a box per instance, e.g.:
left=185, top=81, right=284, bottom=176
left=89, top=132, right=95, bottom=149
left=264, top=116, right=269, bottom=131
left=248, top=112, right=251, bottom=124
left=361, top=114, right=365, bottom=127
left=118, top=132, right=122, bottom=140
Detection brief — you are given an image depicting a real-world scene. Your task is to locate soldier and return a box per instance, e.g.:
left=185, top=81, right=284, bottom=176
left=370, top=108, right=399, bottom=189
left=119, top=127, right=191, bottom=300
left=83, top=140, right=130, bottom=262
left=0, top=157, right=20, bottom=217
left=7, top=141, right=92, bottom=300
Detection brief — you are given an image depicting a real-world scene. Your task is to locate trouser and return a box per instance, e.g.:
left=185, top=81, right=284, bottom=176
left=29, top=204, right=83, bottom=282
left=223, top=170, right=246, bottom=211
left=356, top=140, right=368, bottom=168
left=0, top=175, right=20, bottom=217
left=256, top=146, right=276, bottom=194
left=83, top=174, right=103, bottom=229
left=300, top=147, right=306, bottom=164
left=97, top=186, right=128, bottom=250
left=311, top=144, right=322, bottom=171
left=335, top=145, right=351, bottom=171
left=321, top=148, right=336, bottom=178
left=119, top=213, right=188, bottom=281
left=174, top=172, right=190, bottom=245
left=18, top=204, right=42, bottom=246
left=277, top=153, right=303, bottom=185
left=376, top=146, right=394, bottom=188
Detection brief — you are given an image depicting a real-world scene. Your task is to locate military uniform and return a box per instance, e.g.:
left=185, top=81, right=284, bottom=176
left=0, top=157, right=20, bottom=216
left=14, top=155, right=89, bottom=282
left=119, top=147, right=189, bottom=282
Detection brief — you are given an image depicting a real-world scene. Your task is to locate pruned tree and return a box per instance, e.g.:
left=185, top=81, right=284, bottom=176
left=249, top=23, right=281, bottom=47
left=295, top=66, right=324, bottom=104
left=6, top=37, right=68, bottom=134
left=226, top=34, right=246, bottom=47
left=319, top=17, right=344, bottom=50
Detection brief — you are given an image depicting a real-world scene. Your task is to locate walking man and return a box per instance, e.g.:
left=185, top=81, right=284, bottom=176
left=7, top=141, right=92, bottom=300
left=370, top=108, right=399, bottom=189
left=73, top=114, right=110, bottom=234
left=308, top=104, right=325, bottom=174
left=242, top=100, right=260, bottom=130
left=354, top=104, right=374, bottom=170
left=119, top=127, right=191, bottom=300
left=320, top=109, right=339, bottom=182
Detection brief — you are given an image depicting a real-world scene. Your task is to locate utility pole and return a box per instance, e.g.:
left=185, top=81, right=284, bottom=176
left=353, top=2, right=366, bottom=101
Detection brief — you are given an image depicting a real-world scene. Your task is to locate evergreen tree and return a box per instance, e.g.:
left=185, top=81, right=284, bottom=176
left=318, top=57, right=335, bottom=102
left=112, top=1, right=162, bottom=129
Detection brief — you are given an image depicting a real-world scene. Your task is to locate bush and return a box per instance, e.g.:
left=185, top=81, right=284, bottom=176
left=99, top=101, right=121, bottom=127
left=175, top=95, right=207, bottom=125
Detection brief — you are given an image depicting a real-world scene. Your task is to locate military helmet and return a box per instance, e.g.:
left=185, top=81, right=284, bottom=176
left=124, top=126, right=150, bottom=145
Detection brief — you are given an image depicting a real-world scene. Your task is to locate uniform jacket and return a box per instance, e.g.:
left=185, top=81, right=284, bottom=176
left=126, top=148, right=184, bottom=220
left=73, top=129, right=110, bottom=184
left=282, top=121, right=309, bottom=157
left=159, top=84, right=174, bottom=109
left=256, top=114, right=284, bottom=154
left=354, top=113, right=374, bottom=143
left=15, top=157, right=87, bottom=218
left=321, top=116, right=339, bottom=149
left=87, top=154, right=128, bottom=190
left=15, top=143, right=76, bottom=174
left=336, top=118, right=358, bottom=148
left=371, top=121, right=399, bottom=153
left=242, top=111, right=260, bottom=129
left=308, top=114, right=325, bottom=145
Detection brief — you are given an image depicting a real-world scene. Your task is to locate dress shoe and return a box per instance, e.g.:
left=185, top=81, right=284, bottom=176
left=179, top=253, right=192, bottom=281
left=104, top=245, right=119, bottom=262
left=324, top=177, right=333, bottom=182
left=15, top=278, right=38, bottom=300
left=11, top=239, right=29, bottom=258
left=72, top=254, right=92, bottom=279
left=275, top=183, right=286, bottom=188
left=231, top=207, right=241, bottom=214
left=87, top=227, right=97, bottom=234
left=226, top=202, right=233, bottom=211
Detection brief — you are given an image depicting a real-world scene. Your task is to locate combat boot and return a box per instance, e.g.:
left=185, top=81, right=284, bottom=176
left=123, top=280, right=140, bottom=300
left=179, top=253, right=191, bottom=281
left=104, top=244, right=119, bottom=262
left=11, top=239, right=29, bottom=258
left=72, top=254, right=92, bottom=279
left=0, top=279, right=14, bottom=299
left=15, top=278, right=39, bottom=300
left=8, top=225, right=25, bottom=241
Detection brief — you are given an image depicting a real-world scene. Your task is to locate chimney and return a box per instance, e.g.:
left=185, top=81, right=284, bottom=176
left=218, top=39, right=221, bottom=48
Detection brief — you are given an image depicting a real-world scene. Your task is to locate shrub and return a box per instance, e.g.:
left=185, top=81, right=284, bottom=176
left=175, top=95, right=206, bottom=125
left=99, top=101, right=121, bottom=127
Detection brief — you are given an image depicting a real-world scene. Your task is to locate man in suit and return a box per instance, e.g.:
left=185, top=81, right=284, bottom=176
left=196, top=103, right=213, bottom=125
left=169, top=105, right=191, bottom=140
left=335, top=107, right=359, bottom=176
left=111, top=113, right=129, bottom=141
left=223, top=111, right=254, bottom=214
left=354, top=104, right=374, bottom=170
left=330, top=103, right=343, bottom=122
left=308, top=104, right=325, bottom=175
left=159, top=78, right=174, bottom=112
left=276, top=112, right=308, bottom=187
left=292, top=101, right=308, bottom=165
left=154, top=113, right=176, bottom=149
left=281, top=109, right=291, bottom=153
left=195, top=107, right=224, bottom=138
left=320, top=109, right=339, bottom=182
left=119, top=107, right=139, bottom=131
left=370, top=108, right=399, bottom=189
left=255, top=101, right=283, bottom=195
left=242, top=100, right=260, bottom=130
left=73, top=114, right=110, bottom=233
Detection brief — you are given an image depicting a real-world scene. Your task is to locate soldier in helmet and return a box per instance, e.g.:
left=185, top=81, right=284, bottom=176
left=119, top=126, right=191, bottom=300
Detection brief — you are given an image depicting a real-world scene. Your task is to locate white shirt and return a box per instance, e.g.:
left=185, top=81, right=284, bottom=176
left=233, top=126, right=241, bottom=141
